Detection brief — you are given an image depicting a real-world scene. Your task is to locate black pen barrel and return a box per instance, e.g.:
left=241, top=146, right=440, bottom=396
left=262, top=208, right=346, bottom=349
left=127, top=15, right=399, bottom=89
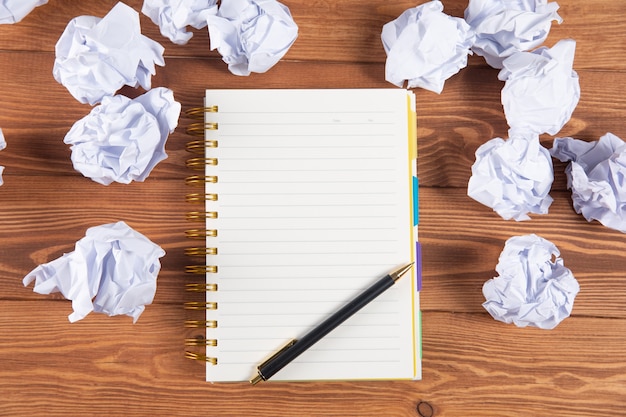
left=259, top=274, right=395, bottom=380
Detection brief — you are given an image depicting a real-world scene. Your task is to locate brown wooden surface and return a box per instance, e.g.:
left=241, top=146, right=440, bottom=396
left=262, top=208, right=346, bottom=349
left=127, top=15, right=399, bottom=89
left=0, top=1, right=625, bottom=416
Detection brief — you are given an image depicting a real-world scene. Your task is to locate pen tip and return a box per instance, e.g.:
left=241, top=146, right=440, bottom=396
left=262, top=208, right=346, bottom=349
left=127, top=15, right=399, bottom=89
left=391, top=262, right=414, bottom=282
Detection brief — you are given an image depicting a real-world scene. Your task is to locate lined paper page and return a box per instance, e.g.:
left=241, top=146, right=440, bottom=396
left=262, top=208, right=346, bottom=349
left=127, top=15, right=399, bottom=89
left=202, top=89, right=418, bottom=382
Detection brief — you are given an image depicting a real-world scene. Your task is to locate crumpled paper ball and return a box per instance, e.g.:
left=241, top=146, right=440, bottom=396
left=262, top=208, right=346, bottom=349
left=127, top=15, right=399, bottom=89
left=550, top=133, right=626, bottom=233
left=464, top=0, right=562, bottom=69
left=23, top=221, right=166, bottom=323
left=0, top=0, right=47, bottom=24
left=142, top=0, right=217, bottom=45
left=0, top=128, right=5, bottom=186
left=207, top=0, right=298, bottom=76
left=381, top=0, right=475, bottom=93
left=499, top=39, right=580, bottom=135
left=64, top=87, right=181, bottom=185
left=482, top=234, right=579, bottom=329
left=468, top=130, right=554, bottom=221
left=53, top=2, right=165, bottom=105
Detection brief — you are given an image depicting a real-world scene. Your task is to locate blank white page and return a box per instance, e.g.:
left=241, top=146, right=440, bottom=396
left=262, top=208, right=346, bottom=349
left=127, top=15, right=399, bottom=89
left=201, top=89, right=419, bottom=382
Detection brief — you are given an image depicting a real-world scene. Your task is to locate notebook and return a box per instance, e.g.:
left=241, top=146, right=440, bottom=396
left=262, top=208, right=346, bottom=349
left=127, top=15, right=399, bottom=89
left=184, top=88, right=421, bottom=383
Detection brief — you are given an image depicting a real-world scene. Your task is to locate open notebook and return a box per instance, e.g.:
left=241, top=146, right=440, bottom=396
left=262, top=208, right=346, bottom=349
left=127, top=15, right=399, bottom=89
left=184, top=89, right=421, bottom=382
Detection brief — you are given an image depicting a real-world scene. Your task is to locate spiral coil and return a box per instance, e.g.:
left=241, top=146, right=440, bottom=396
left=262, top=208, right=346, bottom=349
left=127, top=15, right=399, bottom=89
left=184, top=105, right=220, bottom=365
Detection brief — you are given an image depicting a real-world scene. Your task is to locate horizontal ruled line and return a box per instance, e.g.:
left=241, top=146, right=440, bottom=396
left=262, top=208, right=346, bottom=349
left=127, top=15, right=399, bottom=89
left=220, top=192, right=396, bottom=195
left=219, top=227, right=397, bottom=231
left=223, top=359, right=403, bottom=366
left=220, top=334, right=400, bottom=342
left=215, top=110, right=396, bottom=114
left=205, top=275, right=391, bottom=280
left=219, top=240, right=398, bottom=244
left=209, top=264, right=396, bottom=268
left=219, top=220, right=395, bottom=224
left=215, top=168, right=397, bottom=171
left=218, top=144, right=396, bottom=148
left=218, top=122, right=394, bottom=126
left=219, top=180, right=397, bottom=184
left=219, top=204, right=397, bottom=208
left=218, top=137, right=395, bottom=140
left=216, top=251, right=396, bottom=256
left=216, top=316, right=399, bottom=322
left=219, top=157, right=396, bottom=161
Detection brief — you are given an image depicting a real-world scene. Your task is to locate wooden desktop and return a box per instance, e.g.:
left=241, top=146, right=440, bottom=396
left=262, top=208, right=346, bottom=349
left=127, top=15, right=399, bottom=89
left=0, top=1, right=624, bottom=415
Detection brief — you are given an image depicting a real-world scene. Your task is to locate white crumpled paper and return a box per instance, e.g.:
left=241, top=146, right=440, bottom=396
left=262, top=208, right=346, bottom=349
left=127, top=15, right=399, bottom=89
left=468, top=130, right=554, bottom=221
left=0, top=0, right=47, bottom=24
left=464, top=0, right=562, bottom=69
left=142, top=0, right=217, bottom=45
left=483, top=234, right=579, bottom=329
left=499, top=39, right=579, bottom=135
left=551, top=133, right=626, bottom=233
left=23, top=221, right=166, bottom=323
left=381, top=0, right=475, bottom=93
left=53, top=2, right=165, bottom=105
left=207, top=0, right=298, bottom=76
left=64, top=87, right=181, bottom=185
left=0, top=128, right=5, bottom=186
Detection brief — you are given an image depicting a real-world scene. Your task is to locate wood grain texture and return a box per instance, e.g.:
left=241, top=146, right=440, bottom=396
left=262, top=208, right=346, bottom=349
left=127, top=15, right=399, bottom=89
left=0, top=0, right=625, bottom=70
left=0, top=1, right=624, bottom=416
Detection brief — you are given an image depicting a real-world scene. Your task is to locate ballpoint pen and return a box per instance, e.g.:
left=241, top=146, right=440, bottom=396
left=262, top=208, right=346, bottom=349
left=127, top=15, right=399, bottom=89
left=250, top=262, right=414, bottom=384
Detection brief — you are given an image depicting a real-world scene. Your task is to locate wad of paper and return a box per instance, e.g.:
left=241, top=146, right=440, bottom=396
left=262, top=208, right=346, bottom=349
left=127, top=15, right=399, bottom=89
left=0, top=0, right=47, bottom=24
left=53, top=2, right=165, bottom=105
left=468, top=130, right=554, bottom=221
left=207, top=0, right=298, bottom=75
left=23, top=221, right=166, bottom=323
left=464, top=0, right=562, bottom=69
left=482, top=234, right=579, bottom=329
left=64, top=87, right=181, bottom=185
left=499, top=39, right=580, bottom=135
left=142, top=0, right=217, bottom=45
left=551, top=133, right=626, bottom=233
left=381, top=0, right=475, bottom=93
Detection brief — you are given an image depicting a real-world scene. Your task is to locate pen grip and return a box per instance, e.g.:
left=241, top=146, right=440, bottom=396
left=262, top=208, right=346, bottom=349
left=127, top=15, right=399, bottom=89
left=258, top=274, right=396, bottom=380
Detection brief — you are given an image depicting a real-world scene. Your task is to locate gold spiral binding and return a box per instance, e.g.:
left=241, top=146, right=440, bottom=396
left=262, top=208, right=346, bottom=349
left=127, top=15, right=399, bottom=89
left=186, top=106, right=218, bottom=119
left=185, top=265, right=218, bottom=274
left=184, top=351, right=218, bottom=364
left=186, top=122, right=218, bottom=137
left=186, top=140, right=218, bottom=154
left=187, top=157, right=218, bottom=170
left=184, top=105, right=221, bottom=365
left=186, top=211, right=218, bottom=222
left=185, top=338, right=218, bottom=347
left=185, top=247, right=218, bottom=256
left=185, top=229, right=218, bottom=239
left=185, top=320, right=218, bottom=328
left=186, top=193, right=218, bottom=203
left=185, top=301, right=218, bottom=310
left=186, top=283, right=218, bottom=292
left=185, top=175, right=218, bottom=186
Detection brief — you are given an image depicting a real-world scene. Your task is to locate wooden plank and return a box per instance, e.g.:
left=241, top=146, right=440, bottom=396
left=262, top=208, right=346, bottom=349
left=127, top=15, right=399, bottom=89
left=420, top=312, right=626, bottom=417
left=0, top=176, right=190, bottom=304
left=3, top=180, right=626, bottom=321
left=416, top=65, right=626, bottom=188
left=0, top=52, right=624, bottom=188
left=0, top=306, right=624, bottom=416
left=0, top=1, right=624, bottom=70
left=419, top=187, right=626, bottom=319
